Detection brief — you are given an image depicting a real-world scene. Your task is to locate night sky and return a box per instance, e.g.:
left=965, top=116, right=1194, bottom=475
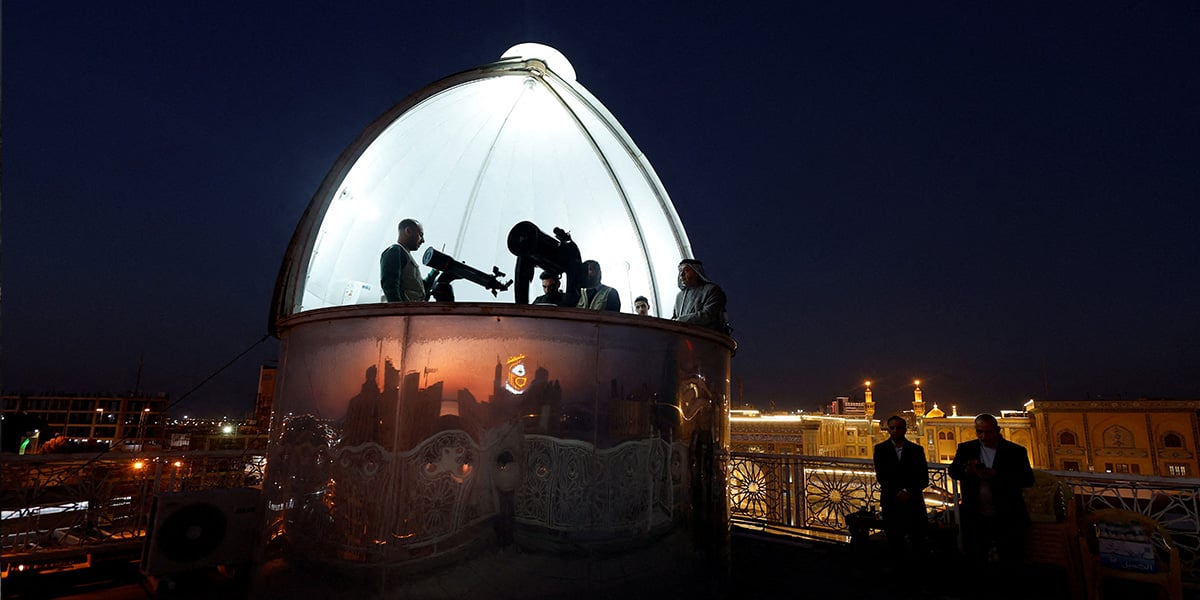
left=4, top=2, right=1198, bottom=420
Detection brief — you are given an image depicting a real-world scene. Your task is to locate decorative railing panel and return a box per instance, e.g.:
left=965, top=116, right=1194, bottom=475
left=515, top=435, right=676, bottom=534
left=728, top=453, right=958, bottom=534
left=1059, top=471, right=1200, bottom=584
left=728, top=452, right=1200, bottom=585
left=265, top=425, right=684, bottom=564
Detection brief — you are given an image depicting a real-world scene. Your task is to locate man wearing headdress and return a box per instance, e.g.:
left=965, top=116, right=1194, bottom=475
left=672, top=259, right=728, bottom=333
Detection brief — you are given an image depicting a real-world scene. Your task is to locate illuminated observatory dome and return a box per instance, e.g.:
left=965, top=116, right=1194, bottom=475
left=272, top=43, right=693, bottom=323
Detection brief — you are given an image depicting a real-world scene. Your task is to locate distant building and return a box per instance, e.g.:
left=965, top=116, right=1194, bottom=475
left=730, top=383, right=880, bottom=458
left=730, top=385, right=1198, bottom=477
left=829, top=396, right=867, bottom=417
left=249, top=364, right=277, bottom=433
left=730, top=382, right=1046, bottom=468
left=920, top=404, right=1040, bottom=467
left=164, top=417, right=268, bottom=452
left=1, top=392, right=168, bottom=452
left=1027, top=398, right=1200, bottom=477
left=730, top=410, right=878, bottom=457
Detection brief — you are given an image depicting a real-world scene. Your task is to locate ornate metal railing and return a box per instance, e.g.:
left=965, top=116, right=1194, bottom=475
left=1061, top=470, right=1200, bottom=583
left=728, top=452, right=958, bottom=535
left=728, top=452, right=1200, bottom=585
left=1, top=449, right=265, bottom=571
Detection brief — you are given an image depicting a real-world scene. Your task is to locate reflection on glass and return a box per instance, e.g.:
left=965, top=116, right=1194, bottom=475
left=265, top=310, right=730, bottom=568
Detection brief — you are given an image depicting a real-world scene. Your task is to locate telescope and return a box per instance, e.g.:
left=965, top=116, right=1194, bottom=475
left=506, top=221, right=583, bottom=305
left=422, top=248, right=513, bottom=298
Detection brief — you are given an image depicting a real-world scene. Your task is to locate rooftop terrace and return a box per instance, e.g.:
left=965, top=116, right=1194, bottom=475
left=3, top=449, right=1197, bottom=598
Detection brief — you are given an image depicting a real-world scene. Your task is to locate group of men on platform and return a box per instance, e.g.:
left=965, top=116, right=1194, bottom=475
left=380, top=218, right=729, bottom=333
left=873, top=412, right=1035, bottom=568
left=381, top=219, right=1041, bottom=570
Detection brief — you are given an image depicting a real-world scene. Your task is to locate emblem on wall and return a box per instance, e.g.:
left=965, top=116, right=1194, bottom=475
left=505, top=354, right=529, bottom=394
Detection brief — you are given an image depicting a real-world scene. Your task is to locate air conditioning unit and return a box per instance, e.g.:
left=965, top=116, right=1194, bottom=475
left=140, top=487, right=262, bottom=578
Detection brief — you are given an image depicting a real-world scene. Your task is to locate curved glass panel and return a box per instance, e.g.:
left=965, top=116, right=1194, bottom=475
left=276, top=44, right=692, bottom=323
left=263, top=305, right=732, bottom=583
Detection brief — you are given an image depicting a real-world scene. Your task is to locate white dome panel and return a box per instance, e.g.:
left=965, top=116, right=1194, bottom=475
left=273, top=45, right=693, bottom=325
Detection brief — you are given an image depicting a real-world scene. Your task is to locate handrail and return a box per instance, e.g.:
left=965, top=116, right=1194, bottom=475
left=728, top=452, right=1200, bottom=584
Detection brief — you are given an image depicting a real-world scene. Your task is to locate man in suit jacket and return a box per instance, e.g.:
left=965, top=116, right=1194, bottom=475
left=949, top=413, right=1035, bottom=564
left=873, top=415, right=929, bottom=555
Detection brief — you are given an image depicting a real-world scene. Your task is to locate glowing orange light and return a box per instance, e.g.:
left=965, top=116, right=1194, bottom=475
left=173, top=461, right=183, bottom=468
left=133, top=461, right=145, bottom=470
left=864, top=380, right=872, bottom=387
left=913, top=379, right=921, bottom=386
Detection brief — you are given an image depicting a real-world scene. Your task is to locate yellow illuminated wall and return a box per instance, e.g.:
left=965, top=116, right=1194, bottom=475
left=1028, top=398, right=1200, bottom=477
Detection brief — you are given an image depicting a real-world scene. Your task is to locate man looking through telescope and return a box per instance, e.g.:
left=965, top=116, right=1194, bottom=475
left=380, top=218, right=427, bottom=302
left=532, top=271, right=564, bottom=305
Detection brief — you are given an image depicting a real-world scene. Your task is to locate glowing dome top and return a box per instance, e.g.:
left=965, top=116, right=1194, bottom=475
left=271, top=43, right=693, bottom=326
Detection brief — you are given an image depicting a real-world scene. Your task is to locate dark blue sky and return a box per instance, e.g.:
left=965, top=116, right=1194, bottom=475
left=4, top=2, right=1198, bottom=419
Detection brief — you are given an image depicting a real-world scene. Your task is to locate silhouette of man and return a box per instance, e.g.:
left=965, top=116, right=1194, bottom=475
left=949, top=413, right=1035, bottom=564
left=380, top=218, right=426, bottom=302
left=576, top=260, right=620, bottom=311
left=873, top=415, right=929, bottom=558
left=672, top=259, right=728, bottom=333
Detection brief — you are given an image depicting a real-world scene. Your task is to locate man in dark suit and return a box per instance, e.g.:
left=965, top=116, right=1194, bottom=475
left=949, top=413, right=1035, bottom=564
left=873, top=415, right=929, bottom=556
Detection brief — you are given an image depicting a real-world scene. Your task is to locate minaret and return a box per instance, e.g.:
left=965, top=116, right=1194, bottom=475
left=911, top=379, right=926, bottom=440
left=912, top=379, right=925, bottom=415
left=863, top=380, right=875, bottom=424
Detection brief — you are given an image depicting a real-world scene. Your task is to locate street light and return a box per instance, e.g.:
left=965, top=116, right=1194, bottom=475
left=138, top=407, right=151, bottom=449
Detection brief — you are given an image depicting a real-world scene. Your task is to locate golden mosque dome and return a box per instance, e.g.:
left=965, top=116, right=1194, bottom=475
left=925, top=403, right=945, bottom=418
